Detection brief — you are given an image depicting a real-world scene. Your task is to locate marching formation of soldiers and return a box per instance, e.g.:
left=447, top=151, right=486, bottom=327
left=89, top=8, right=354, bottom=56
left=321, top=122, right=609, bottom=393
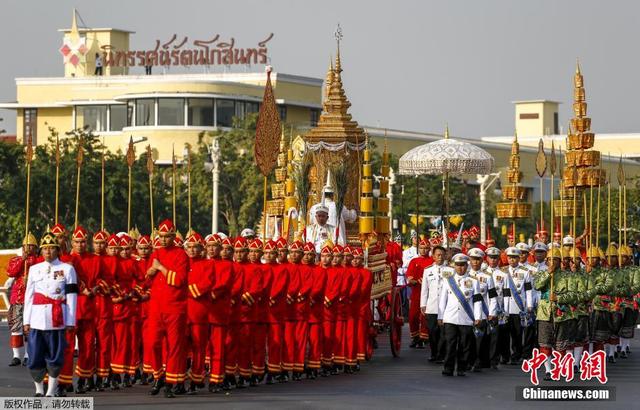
left=403, top=227, right=639, bottom=378
left=6, top=220, right=373, bottom=398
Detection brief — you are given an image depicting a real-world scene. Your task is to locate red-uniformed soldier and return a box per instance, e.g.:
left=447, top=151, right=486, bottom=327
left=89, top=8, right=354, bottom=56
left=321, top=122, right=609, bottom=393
left=307, top=242, right=326, bottom=378
left=265, top=239, right=289, bottom=383
left=321, top=244, right=343, bottom=376
left=68, top=227, right=100, bottom=393
left=333, top=245, right=350, bottom=369
left=146, top=219, right=189, bottom=398
left=92, top=231, right=113, bottom=390
left=344, top=247, right=363, bottom=372
left=6, top=233, right=38, bottom=367
left=185, top=231, right=214, bottom=394
left=133, top=235, right=153, bottom=384
left=207, top=236, right=234, bottom=392
left=224, top=237, right=247, bottom=388
left=356, top=249, right=373, bottom=365
left=407, top=238, right=433, bottom=347
left=282, top=240, right=302, bottom=380
left=246, top=239, right=267, bottom=385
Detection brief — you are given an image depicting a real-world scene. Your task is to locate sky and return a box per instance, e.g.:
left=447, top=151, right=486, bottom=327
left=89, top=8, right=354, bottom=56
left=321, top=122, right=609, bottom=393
left=1, top=0, right=639, bottom=138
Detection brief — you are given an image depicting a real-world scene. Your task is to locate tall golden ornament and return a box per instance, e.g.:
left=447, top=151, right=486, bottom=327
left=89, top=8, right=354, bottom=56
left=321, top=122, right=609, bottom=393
left=24, top=133, right=34, bottom=243
left=171, top=145, right=177, bottom=227
left=535, top=138, right=547, bottom=233
left=617, top=156, right=624, bottom=263
left=549, top=141, right=556, bottom=241
left=100, top=139, right=105, bottom=231
left=54, top=130, right=60, bottom=225
left=74, top=136, right=84, bottom=229
left=146, top=145, right=155, bottom=234
left=186, top=147, right=192, bottom=232
left=254, top=66, right=282, bottom=241
left=126, top=137, right=135, bottom=232
left=607, top=163, right=611, bottom=267
left=596, top=162, right=602, bottom=248
left=496, top=130, right=531, bottom=220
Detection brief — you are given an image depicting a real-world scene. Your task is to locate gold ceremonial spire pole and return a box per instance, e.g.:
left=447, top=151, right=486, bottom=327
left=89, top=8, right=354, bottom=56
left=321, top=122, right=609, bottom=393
left=186, top=146, right=192, bottom=232
left=549, top=141, right=556, bottom=244
left=24, top=133, right=33, bottom=243
left=589, top=176, right=593, bottom=251
left=617, top=156, right=624, bottom=267
left=596, top=162, right=602, bottom=248
left=74, top=135, right=84, bottom=229
left=146, top=145, right=155, bottom=235
left=536, top=138, right=547, bottom=235
left=172, top=145, right=177, bottom=226
left=101, top=139, right=105, bottom=231
left=607, top=154, right=611, bottom=266
left=559, top=143, right=564, bottom=242
left=54, top=130, right=60, bottom=225
left=126, top=137, right=135, bottom=232
left=620, top=157, right=627, bottom=245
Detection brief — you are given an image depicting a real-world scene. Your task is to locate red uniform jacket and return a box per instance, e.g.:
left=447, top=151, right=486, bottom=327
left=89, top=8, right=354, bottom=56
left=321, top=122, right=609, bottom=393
left=240, top=261, right=263, bottom=324
left=285, top=262, right=301, bottom=322
left=295, top=264, right=314, bottom=321
left=323, top=266, right=344, bottom=322
left=96, top=255, right=116, bottom=319
left=209, top=259, right=234, bottom=325
left=71, top=252, right=100, bottom=320
left=257, top=263, right=272, bottom=324
left=230, top=261, right=247, bottom=323
left=113, top=257, right=137, bottom=320
left=358, top=266, right=373, bottom=320
left=337, top=265, right=352, bottom=321
left=347, top=267, right=363, bottom=317
left=149, top=246, right=189, bottom=315
left=407, top=256, right=433, bottom=302
left=187, top=257, right=215, bottom=325
left=308, top=264, right=326, bottom=324
left=134, top=256, right=153, bottom=320
left=267, top=262, right=290, bottom=324
left=6, top=255, right=37, bottom=305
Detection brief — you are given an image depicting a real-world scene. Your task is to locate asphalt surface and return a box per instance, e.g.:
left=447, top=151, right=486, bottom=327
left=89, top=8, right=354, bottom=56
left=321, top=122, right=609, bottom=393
left=0, top=322, right=638, bottom=409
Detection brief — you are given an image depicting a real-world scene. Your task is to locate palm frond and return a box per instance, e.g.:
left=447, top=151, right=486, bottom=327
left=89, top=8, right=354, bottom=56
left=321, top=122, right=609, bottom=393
left=331, top=161, right=349, bottom=227
left=294, top=154, right=312, bottom=221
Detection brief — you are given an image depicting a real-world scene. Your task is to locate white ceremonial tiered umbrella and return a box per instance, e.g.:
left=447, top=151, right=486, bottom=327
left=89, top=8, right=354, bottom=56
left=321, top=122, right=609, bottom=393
left=398, top=126, right=494, bottom=244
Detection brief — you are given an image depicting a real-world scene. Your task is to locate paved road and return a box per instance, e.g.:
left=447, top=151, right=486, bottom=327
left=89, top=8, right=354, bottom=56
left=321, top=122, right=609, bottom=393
left=0, top=323, right=638, bottom=409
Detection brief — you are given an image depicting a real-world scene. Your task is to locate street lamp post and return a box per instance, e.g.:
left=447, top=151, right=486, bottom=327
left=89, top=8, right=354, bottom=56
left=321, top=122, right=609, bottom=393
left=205, top=135, right=221, bottom=233
left=476, top=172, right=501, bottom=244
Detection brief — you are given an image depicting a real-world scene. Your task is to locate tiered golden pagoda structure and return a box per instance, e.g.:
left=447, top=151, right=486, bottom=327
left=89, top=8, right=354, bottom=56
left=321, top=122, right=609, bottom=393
left=375, top=140, right=391, bottom=234
left=265, top=132, right=288, bottom=236
left=282, top=137, right=297, bottom=238
left=554, top=62, right=605, bottom=220
left=305, top=47, right=365, bottom=241
left=496, top=132, right=532, bottom=218
left=359, top=138, right=374, bottom=235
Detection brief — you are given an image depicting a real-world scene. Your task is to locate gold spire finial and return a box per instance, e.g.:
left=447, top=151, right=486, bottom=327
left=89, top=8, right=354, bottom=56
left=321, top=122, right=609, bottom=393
left=444, top=124, right=450, bottom=139
left=69, top=8, right=80, bottom=42
left=576, top=58, right=581, bottom=75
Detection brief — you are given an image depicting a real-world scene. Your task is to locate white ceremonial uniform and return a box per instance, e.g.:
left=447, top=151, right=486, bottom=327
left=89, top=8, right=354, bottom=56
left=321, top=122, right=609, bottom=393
left=307, top=222, right=336, bottom=254
left=420, top=264, right=453, bottom=314
left=500, top=264, right=533, bottom=315
left=438, top=273, right=483, bottom=326
left=468, top=268, right=498, bottom=319
left=23, top=258, right=77, bottom=330
left=398, top=246, right=419, bottom=287
left=525, top=261, right=547, bottom=309
left=310, top=200, right=356, bottom=246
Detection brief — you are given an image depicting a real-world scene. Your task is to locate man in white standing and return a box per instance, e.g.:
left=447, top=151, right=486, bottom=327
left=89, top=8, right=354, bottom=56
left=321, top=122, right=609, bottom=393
left=438, top=253, right=483, bottom=376
left=420, top=245, right=453, bottom=362
left=307, top=205, right=335, bottom=254
left=23, top=232, right=78, bottom=397
left=309, top=179, right=357, bottom=246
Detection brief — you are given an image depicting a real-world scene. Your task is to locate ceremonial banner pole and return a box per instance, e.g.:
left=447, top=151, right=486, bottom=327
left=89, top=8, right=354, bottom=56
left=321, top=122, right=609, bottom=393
left=549, top=141, right=556, bottom=243
left=186, top=148, right=192, bottom=232
left=589, top=178, right=593, bottom=251
left=559, top=143, right=564, bottom=241
left=172, top=145, right=177, bottom=226
left=607, top=163, right=611, bottom=266
left=146, top=145, right=155, bottom=234
left=74, top=136, right=84, bottom=229
left=55, top=132, right=60, bottom=225
left=620, top=157, right=627, bottom=245
left=126, top=137, right=135, bottom=232
left=254, top=65, right=282, bottom=241
left=101, top=140, right=105, bottom=231
left=617, top=157, right=624, bottom=267
left=24, top=134, right=33, bottom=242
left=596, top=163, right=602, bottom=248
left=536, top=139, right=547, bottom=235
left=572, top=166, right=577, bottom=239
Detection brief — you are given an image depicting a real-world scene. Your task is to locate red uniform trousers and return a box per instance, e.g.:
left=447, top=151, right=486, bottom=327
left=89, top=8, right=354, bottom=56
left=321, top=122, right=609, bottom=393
left=130, top=307, right=143, bottom=375
left=345, top=313, right=359, bottom=366
left=252, top=323, right=267, bottom=376
left=95, top=315, right=113, bottom=378
left=322, top=319, right=336, bottom=367
left=267, top=322, right=284, bottom=374
left=149, top=311, right=187, bottom=384
left=224, top=323, right=240, bottom=377
left=74, top=319, right=96, bottom=379
left=334, top=318, right=347, bottom=365
left=237, top=323, right=253, bottom=378
left=208, top=325, right=226, bottom=384
left=188, top=323, right=210, bottom=384
left=307, top=322, right=321, bottom=369
left=111, top=318, right=133, bottom=374
left=408, top=288, right=428, bottom=340
left=283, top=320, right=297, bottom=372
left=142, top=315, right=155, bottom=375
left=57, top=329, right=76, bottom=385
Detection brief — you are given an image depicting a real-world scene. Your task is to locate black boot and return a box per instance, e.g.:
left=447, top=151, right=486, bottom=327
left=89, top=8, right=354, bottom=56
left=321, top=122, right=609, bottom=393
left=409, top=337, right=419, bottom=348
left=94, top=376, right=105, bottom=392
left=173, top=383, right=187, bottom=395
left=76, top=378, right=87, bottom=394
left=65, top=383, right=74, bottom=393
left=236, top=377, right=248, bottom=389
left=55, top=384, right=67, bottom=397
left=249, top=375, right=258, bottom=387
left=133, top=368, right=142, bottom=384
left=164, top=383, right=175, bottom=398
left=139, top=372, right=149, bottom=385
left=321, top=367, right=330, bottom=377
left=22, top=357, right=28, bottom=366
left=110, top=374, right=121, bottom=390
left=278, top=371, right=289, bottom=383
left=208, top=382, right=222, bottom=393
left=122, top=374, right=132, bottom=388
left=148, top=378, right=164, bottom=395
left=9, top=357, right=21, bottom=366
left=292, top=371, right=301, bottom=381
left=265, top=373, right=275, bottom=385
left=188, top=381, right=198, bottom=395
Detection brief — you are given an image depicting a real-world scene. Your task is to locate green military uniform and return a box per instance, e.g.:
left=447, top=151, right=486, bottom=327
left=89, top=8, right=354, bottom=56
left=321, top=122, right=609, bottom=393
left=552, top=264, right=576, bottom=353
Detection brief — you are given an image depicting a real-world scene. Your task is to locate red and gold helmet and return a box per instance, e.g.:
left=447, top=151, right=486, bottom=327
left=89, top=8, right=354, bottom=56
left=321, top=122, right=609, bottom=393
left=248, top=238, right=263, bottom=250
left=343, top=245, right=353, bottom=255
left=303, top=242, right=316, bottom=253
left=185, top=231, right=204, bottom=246
left=275, top=237, right=288, bottom=250
left=264, top=240, right=277, bottom=252
left=221, top=237, right=233, bottom=247
left=332, top=245, right=344, bottom=255
left=289, top=240, right=304, bottom=252
left=107, top=234, right=121, bottom=248
left=320, top=244, right=333, bottom=255
left=72, top=226, right=88, bottom=241
left=158, top=219, right=176, bottom=234
left=93, top=230, right=108, bottom=243
left=137, top=235, right=151, bottom=247
left=352, top=247, right=364, bottom=257
left=51, top=223, right=67, bottom=237
left=233, top=236, right=247, bottom=250
left=119, top=234, right=133, bottom=248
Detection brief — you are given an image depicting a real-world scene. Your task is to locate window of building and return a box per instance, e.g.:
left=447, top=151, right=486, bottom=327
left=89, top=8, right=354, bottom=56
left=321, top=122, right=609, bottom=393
left=136, top=99, right=155, bottom=126
left=110, top=105, right=127, bottom=131
left=127, top=101, right=135, bottom=126
left=216, top=99, right=235, bottom=127
left=158, top=98, right=185, bottom=126
left=77, top=105, right=108, bottom=131
left=246, top=102, right=259, bottom=114
left=310, top=109, right=320, bottom=126
left=278, top=105, right=287, bottom=121
left=23, top=108, right=37, bottom=145
left=235, top=102, right=246, bottom=120
left=554, top=112, right=559, bottom=134
left=187, top=98, right=214, bottom=126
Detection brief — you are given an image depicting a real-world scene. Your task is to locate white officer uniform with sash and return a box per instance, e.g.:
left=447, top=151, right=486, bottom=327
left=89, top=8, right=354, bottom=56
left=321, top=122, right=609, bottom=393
left=501, top=250, right=533, bottom=316
left=467, top=249, right=498, bottom=320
